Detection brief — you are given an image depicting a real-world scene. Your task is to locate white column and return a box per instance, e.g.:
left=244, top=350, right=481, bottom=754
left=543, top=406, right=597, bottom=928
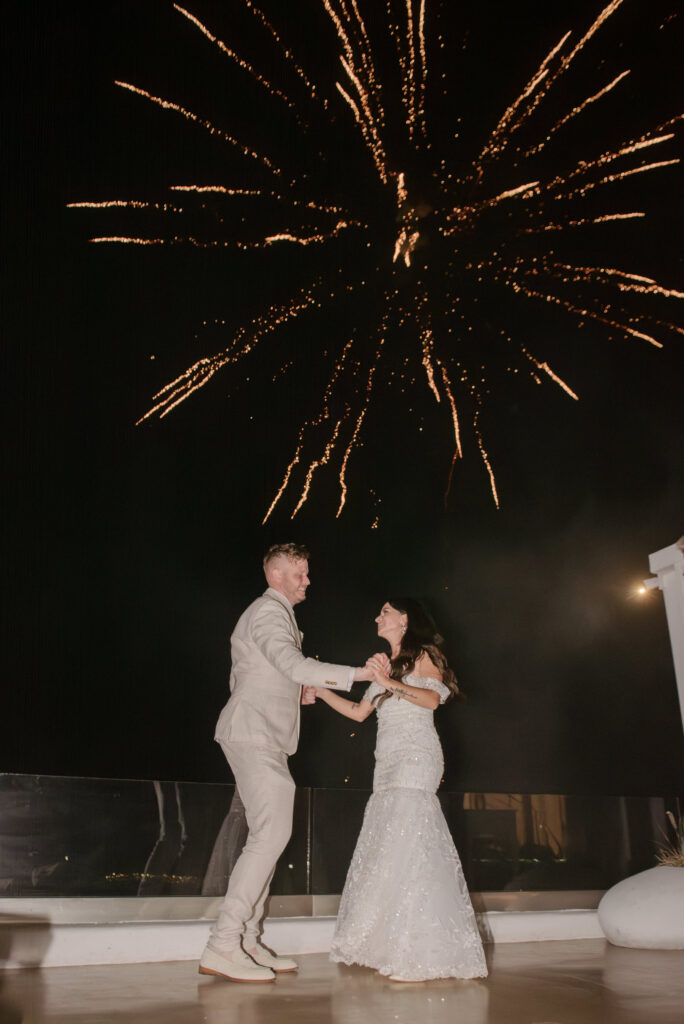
left=643, top=537, right=684, bottom=737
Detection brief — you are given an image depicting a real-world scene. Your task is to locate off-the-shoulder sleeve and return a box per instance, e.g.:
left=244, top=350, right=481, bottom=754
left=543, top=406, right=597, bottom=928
left=363, top=681, right=385, bottom=703
left=416, top=676, right=451, bottom=704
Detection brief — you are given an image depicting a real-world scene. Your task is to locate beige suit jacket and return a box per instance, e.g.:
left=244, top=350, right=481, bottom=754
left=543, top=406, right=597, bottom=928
left=215, top=587, right=353, bottom=755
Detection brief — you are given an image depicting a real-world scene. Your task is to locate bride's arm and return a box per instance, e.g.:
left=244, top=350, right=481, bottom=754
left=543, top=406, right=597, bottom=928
left=373, top=675, right=440, bottom=709
left=367, top=653, right=441, bottom=710
left=366, top=655, right=440, bottom=712
left=316, top=689, right=375, bottom=721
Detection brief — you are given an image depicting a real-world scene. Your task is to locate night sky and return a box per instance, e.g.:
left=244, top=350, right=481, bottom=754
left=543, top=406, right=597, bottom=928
left=3, top=0, right=683, bottom=796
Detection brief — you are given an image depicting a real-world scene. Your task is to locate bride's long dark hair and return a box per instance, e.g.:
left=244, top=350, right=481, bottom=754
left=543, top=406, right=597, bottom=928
left=375, top=596, right=463, bottom=706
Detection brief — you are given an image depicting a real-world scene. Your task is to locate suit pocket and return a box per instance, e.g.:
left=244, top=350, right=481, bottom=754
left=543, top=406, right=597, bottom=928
left=223, top=693, right=298, bottom=748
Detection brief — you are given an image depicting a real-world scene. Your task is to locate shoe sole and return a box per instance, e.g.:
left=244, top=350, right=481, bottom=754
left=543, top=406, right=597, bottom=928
left=198, top=965, right=274, bottom=983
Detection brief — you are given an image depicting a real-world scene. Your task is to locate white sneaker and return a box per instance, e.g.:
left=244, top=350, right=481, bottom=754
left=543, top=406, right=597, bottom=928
left=246, top=943, right=298, bottom=973
left=198, top=945, right=275, bottom=983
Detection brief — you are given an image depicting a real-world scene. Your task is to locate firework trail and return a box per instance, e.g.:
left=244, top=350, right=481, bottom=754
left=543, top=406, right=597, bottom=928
left=71, top=0, right=682, bottom=520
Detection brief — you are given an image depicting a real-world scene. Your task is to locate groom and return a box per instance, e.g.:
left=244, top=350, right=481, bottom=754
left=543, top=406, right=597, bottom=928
left=199, top=542, right=374, bottom=983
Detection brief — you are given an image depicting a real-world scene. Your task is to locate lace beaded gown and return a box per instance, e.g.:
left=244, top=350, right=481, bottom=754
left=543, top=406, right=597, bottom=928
left=330, top=675, right=488, bottom=981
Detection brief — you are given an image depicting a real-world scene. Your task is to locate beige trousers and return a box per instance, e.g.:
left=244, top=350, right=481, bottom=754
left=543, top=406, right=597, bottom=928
left=208, top=741, right=295, bottom=951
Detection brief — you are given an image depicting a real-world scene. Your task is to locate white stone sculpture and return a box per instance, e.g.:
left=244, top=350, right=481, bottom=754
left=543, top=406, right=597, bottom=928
left=598, top=865, right=684, bottom=949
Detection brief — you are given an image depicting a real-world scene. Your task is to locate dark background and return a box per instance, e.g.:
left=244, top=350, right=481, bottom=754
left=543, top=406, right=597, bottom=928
left=2, top=0, right=683, bottom=795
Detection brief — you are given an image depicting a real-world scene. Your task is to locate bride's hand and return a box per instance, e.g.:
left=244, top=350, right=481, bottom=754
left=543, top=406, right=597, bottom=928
left=372, top=652, right=391, bottom=675
left=365, top=656, right=389, bottom=687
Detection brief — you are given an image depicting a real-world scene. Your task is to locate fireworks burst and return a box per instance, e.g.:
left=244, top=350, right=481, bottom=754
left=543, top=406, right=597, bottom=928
left=70, top=0, right=682, bottom=520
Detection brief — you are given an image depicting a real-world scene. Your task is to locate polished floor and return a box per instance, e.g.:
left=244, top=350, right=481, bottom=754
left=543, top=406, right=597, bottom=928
left=2, top=940, right=684, bottom=1024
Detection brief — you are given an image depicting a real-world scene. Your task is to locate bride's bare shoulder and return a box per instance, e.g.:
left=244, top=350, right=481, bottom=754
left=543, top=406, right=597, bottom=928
left=414, top=651, right=442, bottom=680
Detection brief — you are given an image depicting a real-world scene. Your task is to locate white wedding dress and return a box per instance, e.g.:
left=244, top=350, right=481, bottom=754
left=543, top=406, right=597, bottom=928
left=330, top=675, right=488, bottom=981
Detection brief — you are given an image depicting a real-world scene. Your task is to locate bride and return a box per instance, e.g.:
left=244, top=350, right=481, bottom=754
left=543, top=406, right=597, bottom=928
left=314, top=597, right=488, bottom=982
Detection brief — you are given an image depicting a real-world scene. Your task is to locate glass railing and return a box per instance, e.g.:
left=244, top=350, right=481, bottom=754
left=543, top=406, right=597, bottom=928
left=0, top=774, right=680, bottom=899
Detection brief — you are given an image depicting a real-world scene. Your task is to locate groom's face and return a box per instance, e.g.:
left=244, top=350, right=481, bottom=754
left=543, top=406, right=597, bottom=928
left=277, top=557, right=310, bottom=606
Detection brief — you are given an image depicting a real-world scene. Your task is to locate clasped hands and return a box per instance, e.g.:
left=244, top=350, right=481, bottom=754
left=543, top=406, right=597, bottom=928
left=301, top=652, right=391, bottom=705
left=365, top=652, right=391, bottom=684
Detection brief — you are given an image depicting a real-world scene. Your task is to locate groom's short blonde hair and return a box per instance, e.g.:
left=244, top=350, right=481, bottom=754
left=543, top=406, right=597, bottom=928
left=263, top=542, right=310, bottom=570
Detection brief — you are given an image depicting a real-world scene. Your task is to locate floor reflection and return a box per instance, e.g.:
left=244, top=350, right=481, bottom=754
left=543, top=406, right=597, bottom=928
left=1, top=941, right=683, bottom=1024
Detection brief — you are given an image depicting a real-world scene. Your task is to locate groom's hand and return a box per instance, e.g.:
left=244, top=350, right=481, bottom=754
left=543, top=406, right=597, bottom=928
left=353, top=666, right=371, bottom=682
left=301, top=685, right=317, bottom=705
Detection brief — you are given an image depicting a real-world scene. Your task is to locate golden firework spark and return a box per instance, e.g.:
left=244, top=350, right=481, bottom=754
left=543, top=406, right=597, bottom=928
left=71, top=0, right=682, bottom=519
left=173, top=3, right=298, bottom=114
left=114, top=80, right=281, bottom=174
